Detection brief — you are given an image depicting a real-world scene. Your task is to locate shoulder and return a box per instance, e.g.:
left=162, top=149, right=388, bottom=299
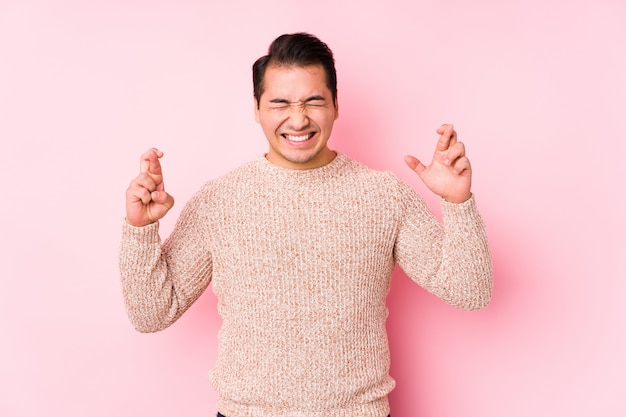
left=333, top=155, right=425, bottom=216
left=337, top=154, right=396, bottom=183
left=197, top=158, right=262, bottom=192
left=338, top=154, right=410, bottom=193
left=176, top=159, right=261, bottom=215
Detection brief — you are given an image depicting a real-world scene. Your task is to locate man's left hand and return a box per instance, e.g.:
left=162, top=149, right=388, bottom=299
left=404, top=124, right=472, bottom=204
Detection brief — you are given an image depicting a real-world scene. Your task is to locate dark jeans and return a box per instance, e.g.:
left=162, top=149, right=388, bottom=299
left=217, top=412, right=391, bottom=417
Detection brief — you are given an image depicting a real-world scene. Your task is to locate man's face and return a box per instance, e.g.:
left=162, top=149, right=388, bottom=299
left=254, top=64, right=339, bottom=170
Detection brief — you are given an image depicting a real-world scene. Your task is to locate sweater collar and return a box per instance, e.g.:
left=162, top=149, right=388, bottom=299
left=256, top=152, right=348, bottom=178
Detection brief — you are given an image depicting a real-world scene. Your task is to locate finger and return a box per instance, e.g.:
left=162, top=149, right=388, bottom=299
left=131, top=172, right=158, bottom=192
left=443, top=142, right=466, bottom=166
left=139, top=149, right=155, bottom=173
left=127, top=184, right=153, bottom=205
left=404, top=154, right=426, bottom=178
left=451, top=156, right=471, bottom=175
left=151, top=190, right=175, bottom=210
left=436, top=123, right=453, bottom=135
left=436, top=124, right=456, bottom=152
left=140, top=148, right=163, bottom=174
left=136, top=187, right=154, bottom=205
left=448, top=127, right=458, bottom=148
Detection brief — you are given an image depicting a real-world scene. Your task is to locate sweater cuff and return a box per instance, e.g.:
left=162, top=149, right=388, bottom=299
left=121, top=218, right=160, bottom=245
left=440, top=194, right=481, bottom=220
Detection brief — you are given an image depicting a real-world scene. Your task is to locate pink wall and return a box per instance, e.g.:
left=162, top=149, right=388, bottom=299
left=2, top=1, right=624, bottom=416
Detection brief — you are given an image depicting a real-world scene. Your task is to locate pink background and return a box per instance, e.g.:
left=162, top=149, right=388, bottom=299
left=1, top=1, right=625, bottom=416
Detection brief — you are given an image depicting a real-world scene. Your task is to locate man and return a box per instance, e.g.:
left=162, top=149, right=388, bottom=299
left=120, top=33, right=492, bottom=417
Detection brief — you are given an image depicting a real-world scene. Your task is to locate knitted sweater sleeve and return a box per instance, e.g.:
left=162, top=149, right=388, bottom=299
left=392, top=177, right=493, bottom=310
left=119, top=185, right=213, bottom=332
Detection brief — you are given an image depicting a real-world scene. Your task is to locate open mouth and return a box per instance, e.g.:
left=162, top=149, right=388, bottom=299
left=282, top=132, right=316, bottom=143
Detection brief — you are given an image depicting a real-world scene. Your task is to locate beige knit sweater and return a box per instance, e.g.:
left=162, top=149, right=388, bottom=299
left=119, top=153, right=493, bottom=417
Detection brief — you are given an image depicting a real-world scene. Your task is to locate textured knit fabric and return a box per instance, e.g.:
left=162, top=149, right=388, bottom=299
left=119, top=153, right=493, bottom=417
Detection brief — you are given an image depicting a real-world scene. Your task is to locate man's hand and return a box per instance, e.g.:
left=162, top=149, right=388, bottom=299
left=404, top=124, right=472, bottom=204
left=125, top=148, right=175, bottom=227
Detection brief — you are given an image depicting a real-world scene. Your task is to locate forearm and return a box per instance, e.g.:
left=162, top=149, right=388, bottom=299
left=395, top=191, right=493, bottom=310
left=119, top=221, right=181, bottom=332
left=119, top=216, right=212, bottom=332
left=436, top=196, right=493, bottom=310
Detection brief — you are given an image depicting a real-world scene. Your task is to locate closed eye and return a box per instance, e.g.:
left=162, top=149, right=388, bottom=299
left=304, top=96, right=327, bottom=107
left=266, top=96, right=329, bottom=110
left=268, top=99, right=290, bottom=109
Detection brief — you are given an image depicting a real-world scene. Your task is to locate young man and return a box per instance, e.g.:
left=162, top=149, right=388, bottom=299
left=120, top=33, right=492, bottom=417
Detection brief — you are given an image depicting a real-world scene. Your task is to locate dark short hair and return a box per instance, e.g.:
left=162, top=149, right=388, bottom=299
left=253, top=33, right=337, bottom=107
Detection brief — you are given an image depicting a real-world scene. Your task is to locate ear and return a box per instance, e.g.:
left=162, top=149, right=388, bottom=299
left=333, top=93, right=339, bottom=120
left=254, top=97, right=260, bottom=123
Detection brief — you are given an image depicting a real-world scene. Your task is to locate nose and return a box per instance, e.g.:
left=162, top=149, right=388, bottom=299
left=287, top=104, right=309, bottom=130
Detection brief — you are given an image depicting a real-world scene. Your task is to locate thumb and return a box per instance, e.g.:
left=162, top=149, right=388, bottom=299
left=151, top=190, right=175, bottom=210
left=404, top=155, right=426, bottom=179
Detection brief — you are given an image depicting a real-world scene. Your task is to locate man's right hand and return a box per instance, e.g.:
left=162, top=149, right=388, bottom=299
left=125, top=148, right=175, bottom=227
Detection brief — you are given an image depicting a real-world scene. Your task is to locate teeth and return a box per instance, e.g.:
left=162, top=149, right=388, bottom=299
left=285, top=134, right=312, bottom=142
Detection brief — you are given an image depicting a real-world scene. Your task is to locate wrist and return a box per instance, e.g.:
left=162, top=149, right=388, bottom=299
left=124, top=217, right=156, bottom=227
left=442, top=192, right=472, bottom=204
